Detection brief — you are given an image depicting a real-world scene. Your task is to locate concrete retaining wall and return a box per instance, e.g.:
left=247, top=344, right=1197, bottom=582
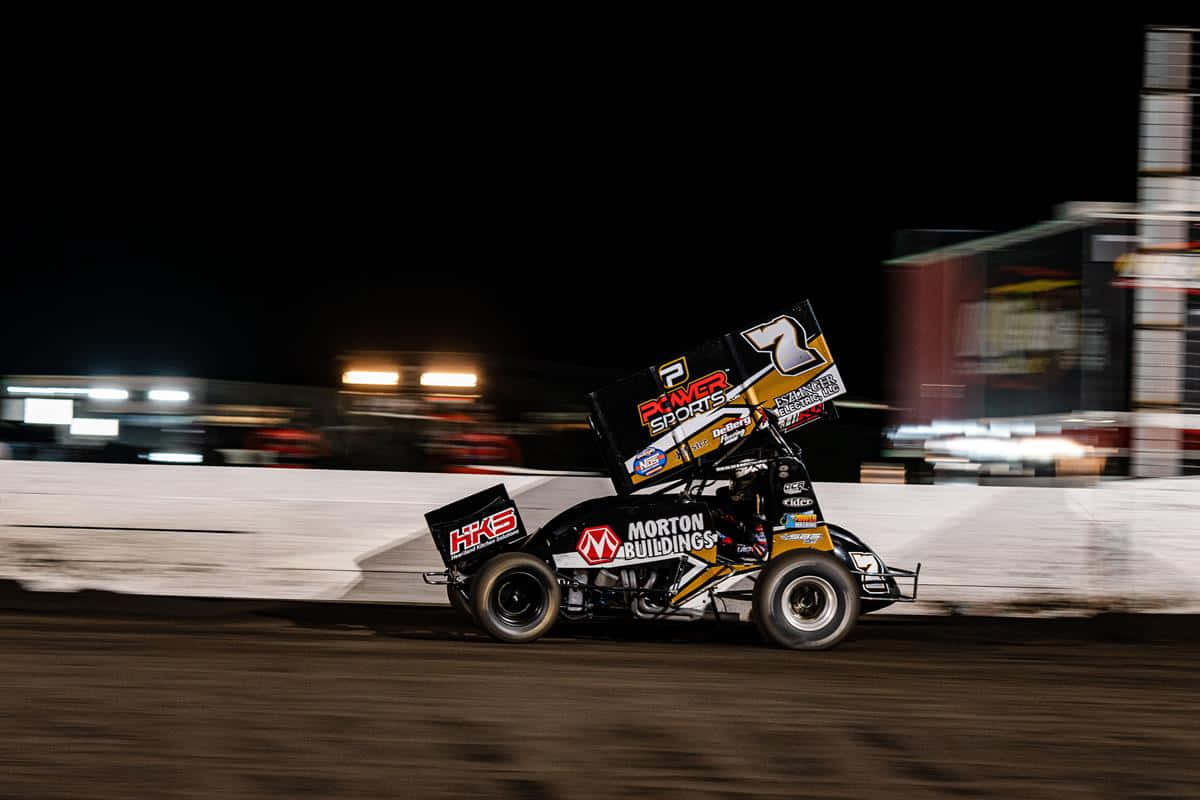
left=1, top=461, right=1196, bottom=614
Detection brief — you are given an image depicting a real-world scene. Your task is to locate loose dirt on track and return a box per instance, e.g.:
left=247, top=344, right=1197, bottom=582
left=0, top=606, right=1197, bottom=799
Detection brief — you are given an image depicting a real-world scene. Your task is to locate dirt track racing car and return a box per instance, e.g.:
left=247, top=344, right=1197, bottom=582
left=423, top=301, right=919, bottom=649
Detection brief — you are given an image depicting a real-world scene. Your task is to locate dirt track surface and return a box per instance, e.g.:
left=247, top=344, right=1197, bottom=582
left=0, top=606, right=1197, bottom=799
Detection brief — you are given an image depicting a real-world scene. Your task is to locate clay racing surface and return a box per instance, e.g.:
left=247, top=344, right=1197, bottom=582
left=0, top=605, right=1197, bottom=799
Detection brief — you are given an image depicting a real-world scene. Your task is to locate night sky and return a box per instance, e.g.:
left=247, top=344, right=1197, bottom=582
left=2, top=18, right=1154, bottom=402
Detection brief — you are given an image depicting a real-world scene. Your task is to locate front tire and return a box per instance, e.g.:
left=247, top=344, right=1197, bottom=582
left=753, top=552, right=858, bottom=650
left=470, top=552, right=561, bottom=643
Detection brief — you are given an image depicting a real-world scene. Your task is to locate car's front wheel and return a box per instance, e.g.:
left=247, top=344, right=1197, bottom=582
left=753, top=552, right=858, bottom=650
left=470, top=552, right=560, bottom=643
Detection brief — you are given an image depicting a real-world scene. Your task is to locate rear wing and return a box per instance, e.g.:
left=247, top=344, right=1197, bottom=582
left=588, top=300, right=846, bottom=494
left=424, top=484, right=528, bottom=568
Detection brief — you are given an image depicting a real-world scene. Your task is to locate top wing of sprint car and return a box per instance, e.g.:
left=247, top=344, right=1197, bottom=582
left=587, top=299, right=846, bottom=494
left=423, top=300, right=919, bottom=649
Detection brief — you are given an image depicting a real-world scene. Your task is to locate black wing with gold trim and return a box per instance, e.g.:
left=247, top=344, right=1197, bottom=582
left=588, top=300, right=847, bottom=494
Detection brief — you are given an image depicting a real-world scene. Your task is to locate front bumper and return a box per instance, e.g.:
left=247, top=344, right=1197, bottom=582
left=851, top=562, right=920, bottom=602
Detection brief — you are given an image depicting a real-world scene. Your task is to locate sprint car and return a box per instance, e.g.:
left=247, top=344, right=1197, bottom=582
left=423, top=301, right=918, bottom=649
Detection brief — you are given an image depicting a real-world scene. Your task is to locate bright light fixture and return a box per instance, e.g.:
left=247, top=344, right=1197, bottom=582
left=70, top=418, right=120, bottom=437
left=147, top=452, right=203, bottom=464
left=420, top=371, right=477, bottom=388
left=927, top=435, right=1088, bottom=463
left=342, top=370, right=400, bottom=386
left=7, top=386, right=90, bottom=396
left=148, top=389, right=190, bottom=402
left=7, top=386, right=129, bottom=400
left=23, top=398, right=74, bottom=425
left=88, top=388, right=129, bottom=401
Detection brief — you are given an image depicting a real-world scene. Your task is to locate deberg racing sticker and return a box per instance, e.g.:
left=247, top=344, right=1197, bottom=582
left=778, top=513, right=819, bottom=530
left=448, top=506, right=521, bottom=558
left=711, top=415, right=753, bottom=446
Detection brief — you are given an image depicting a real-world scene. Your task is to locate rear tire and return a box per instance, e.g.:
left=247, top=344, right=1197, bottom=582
left=470, top=552, right=560, bottom=643
left=753, top=552, right=858, bottom=650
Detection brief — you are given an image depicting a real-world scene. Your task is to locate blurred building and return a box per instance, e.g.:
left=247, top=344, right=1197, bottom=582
left=334, top=351, right=613, bottom=472
left=1, top=353, right=614, bottom=473
left=884, top=24, right=1200, bottom=481
left=0, top=376, right=335, bottom=467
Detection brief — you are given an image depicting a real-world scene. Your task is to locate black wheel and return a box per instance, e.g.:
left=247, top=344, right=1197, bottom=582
left=752, top=552, right=858, bottom=650
left=470, top=552, right=561, bottom=643
left=447, top=581, right=474, bottom=623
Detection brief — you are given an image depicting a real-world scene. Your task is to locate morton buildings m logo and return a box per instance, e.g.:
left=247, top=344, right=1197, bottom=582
left=576, top=525, right=622, bottom=565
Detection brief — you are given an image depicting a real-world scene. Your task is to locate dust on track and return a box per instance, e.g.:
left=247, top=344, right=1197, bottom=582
left=0, top=605, right=1197, bottom=799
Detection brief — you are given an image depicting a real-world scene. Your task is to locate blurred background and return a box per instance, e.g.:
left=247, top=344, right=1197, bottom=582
left=1, top=22, right=1196, bottom=486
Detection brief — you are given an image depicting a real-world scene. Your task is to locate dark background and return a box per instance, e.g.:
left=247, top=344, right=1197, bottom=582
left=1, top=16, right=1158, bottom=402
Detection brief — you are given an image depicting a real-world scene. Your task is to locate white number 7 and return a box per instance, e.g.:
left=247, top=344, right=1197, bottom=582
left=741, top=315, right=825, bottom=374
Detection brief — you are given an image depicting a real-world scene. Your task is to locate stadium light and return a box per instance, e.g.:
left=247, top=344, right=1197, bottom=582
left=148, top=452, right=203, bottom=464
left=6, top=386, right=130, bottom=400
left=420, top=371, right=478, bottom=388
left=88, top=388, right=129, bottom=401
left=148, top=389, right=190, bottom=402
left=342, top=370, right=400, bottom=386
left=7, top=386, right=89, bottom=396
left=23, top=398, right=74, bottom=425
left=70, top=418, right=120, bottom=437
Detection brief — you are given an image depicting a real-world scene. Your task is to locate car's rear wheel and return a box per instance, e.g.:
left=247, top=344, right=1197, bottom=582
left=753, top=552, right=858, bottom=650
left=470, top=552, right=560, bottom=643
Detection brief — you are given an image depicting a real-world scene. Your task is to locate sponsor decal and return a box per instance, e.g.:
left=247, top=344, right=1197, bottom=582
left=776, top=402, right=826, bottom=431
left=779, top=532, right=824, bottom=544
left=782, top=496, right=813, bottom=508
left=711, top=415, right=753, bottom=446
left=637, top=370, right=731, bottom=436
left=576, top=525, right=623, bottom=565
left=657, top=357, right=689, bottom=389
left=782, top=481, right=808, bottom=494
left=558, top=513, right=723, bottom=566
left=716, top=459, right=769, bottom=473
left=632, top=446, right=667, bottom=476
left=448, top=506, right=521, bottom=558
left=774, top=375, right=843, bottom=425
left=778, top=513, right=819, bottom=530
